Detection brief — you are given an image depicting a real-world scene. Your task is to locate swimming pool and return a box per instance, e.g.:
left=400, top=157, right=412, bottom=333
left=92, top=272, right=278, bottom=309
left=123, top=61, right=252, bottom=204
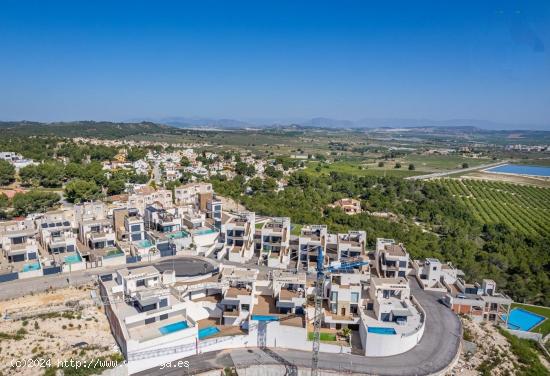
left=251, top=315, right=279, bottom=321
left=502, top=308, right=545, bottom=331
left=64, top=253, right=82, bottom=264
left=486, top=164, right=550, bottom=177
left=136, top=239, right=153, bottom=248
left=198, top=326, right=220, bottom=339
left=368, top=327, right=396, bottom=335
left=22, top=262, right=41, bottom=272
left=167, top=231, right=189, bottom=239
left=194, top=228, right=217, bottom=236
left=159, top=321, right=189, bottom=335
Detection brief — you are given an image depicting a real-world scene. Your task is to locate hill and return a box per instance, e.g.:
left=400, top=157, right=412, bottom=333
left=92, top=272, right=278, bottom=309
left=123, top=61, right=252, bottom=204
left=0, top=121, right=176, bottom=138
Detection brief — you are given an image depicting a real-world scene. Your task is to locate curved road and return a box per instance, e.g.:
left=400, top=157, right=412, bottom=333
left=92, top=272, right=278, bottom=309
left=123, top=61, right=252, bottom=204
left=139, top=279, right=462, bottom=376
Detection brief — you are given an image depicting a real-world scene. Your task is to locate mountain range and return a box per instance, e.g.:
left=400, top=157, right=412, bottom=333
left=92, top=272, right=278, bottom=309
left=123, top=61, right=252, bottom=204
left=130, top=116, right=548, bottom=131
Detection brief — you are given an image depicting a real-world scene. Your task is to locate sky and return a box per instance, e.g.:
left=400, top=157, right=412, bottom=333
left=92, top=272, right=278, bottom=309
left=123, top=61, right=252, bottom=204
left=0, top=0, right=549, bottom=128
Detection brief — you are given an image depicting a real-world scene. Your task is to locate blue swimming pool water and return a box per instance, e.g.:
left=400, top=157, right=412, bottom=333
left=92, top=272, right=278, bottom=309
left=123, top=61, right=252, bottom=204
left=486, top=164, right=550, bottom=177
left=198, top=326, right=220, bottom=339
left=502, top=308, right=545, bottom=331
left=368, top=327, right=396, bottom=335
left=64, top=253, right=82, bottom=264
left=194, top=228, right=217, bottom=235
left=22, top=262, right=41, bottom=272
left=159, top=321, right=189, bottom=335
left=251, top=315, right=279, bottom=321
left=136, top=239, right=153, bottom=248
left=167, top=231, right=189, bottom=239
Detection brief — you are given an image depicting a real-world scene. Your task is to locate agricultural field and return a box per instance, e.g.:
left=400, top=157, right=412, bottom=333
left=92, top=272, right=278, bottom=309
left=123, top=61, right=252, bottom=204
left=439, top=179, right=550, bottom=237
left=398, top=154, right=492, bottom=172
left=304, top=161, right=421, bottom=178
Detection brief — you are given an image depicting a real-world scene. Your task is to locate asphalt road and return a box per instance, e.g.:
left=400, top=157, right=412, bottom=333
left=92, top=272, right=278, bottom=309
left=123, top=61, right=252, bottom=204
left=405, top=161, right=506, bottom=180
left=139, top=279, right=462, bottom=376
left=0, top=256, right=218, bottom=301
left=154, top=257, right=216, bottom=277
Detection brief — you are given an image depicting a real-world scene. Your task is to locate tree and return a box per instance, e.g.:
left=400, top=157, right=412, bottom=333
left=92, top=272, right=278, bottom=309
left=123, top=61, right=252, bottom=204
left=462, top=162, right=469, bottom=169
left=394, top=162, right=402, bottom=169
left=19, top=165, right=40, bottom=187
left=39, top=162, right=65, bottom=187
left=12, top=190, right=60, bottom=216
left=265, top=165, right=283, bottom=179
left=408, top=164, right=415, bottom=171
left=0, top=160, right=15, bottom=186
left=378, top=161, right=384, bottom=167
left=0, top=193, right=8, bottom=209
left=126, top=147, right=147, bottom=162
left=235, top=162, right=255, bottom=176
left=180, top=156, right=191, bottom=167
left=64, top=179, right=101, bottom=203
left=107, top=178, right=126, bottom=195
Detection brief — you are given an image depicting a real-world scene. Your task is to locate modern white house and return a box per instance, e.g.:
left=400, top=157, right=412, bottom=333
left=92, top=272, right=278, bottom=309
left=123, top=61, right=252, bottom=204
left=223, top=212, right=256, bottom=263
left=358, top=277, right=425, bottom=356
left=297, top=225, right=328, bottom=271
left=336, top=230, right=367, bottom=261
left=174, top=183, right=213, bottom=206
left=0, top=219, right=42, bottom=278
left=255, top=217, right=291, bottom=269
left=374, top=238, right=410, bottom=278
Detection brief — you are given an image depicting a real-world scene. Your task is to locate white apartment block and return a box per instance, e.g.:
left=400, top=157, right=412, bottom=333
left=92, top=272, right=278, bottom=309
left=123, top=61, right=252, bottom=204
left=375, top=238, right=410, bottom=278
left=223, top=212, right=256, bottom=264
left=127, top=187, right=173, bottom=214
left=337, top=230, right=367, bottom=261
left=174, top=183, right=213, bottom=206
left=297, top=225, right=328, bottom=271
left=255, top=217, right=291, bottom=269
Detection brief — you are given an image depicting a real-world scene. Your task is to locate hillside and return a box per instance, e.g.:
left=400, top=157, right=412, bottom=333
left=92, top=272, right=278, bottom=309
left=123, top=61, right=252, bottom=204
left=0, top=121, right=177, bottom=138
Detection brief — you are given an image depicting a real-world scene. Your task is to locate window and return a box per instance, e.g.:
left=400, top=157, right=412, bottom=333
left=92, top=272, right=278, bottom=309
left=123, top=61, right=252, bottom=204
left=159, top=298, right=168, bottom=308
left=160, top=314, right=168, bottom=320
left=330, top=291, right=338, bottom=301
left=131, top=225, right=141, bottom=232
left=399, top=261, right=407, bottom=268
left=351, top=292, right=359, bottom=303
left=144, top=317, right=155, bottom=325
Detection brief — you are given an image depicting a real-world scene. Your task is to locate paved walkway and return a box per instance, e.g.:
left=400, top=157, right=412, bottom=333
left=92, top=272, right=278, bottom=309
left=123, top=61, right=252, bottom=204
left=139, top=279, right=462, bottom=376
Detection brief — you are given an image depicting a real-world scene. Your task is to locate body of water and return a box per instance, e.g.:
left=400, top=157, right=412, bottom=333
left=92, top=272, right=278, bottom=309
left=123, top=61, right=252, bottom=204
left=486, top=164, right=550, bottom=177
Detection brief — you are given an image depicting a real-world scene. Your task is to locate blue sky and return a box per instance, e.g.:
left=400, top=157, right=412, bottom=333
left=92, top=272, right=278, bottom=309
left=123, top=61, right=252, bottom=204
left=0, top=0, right=549, bottom=127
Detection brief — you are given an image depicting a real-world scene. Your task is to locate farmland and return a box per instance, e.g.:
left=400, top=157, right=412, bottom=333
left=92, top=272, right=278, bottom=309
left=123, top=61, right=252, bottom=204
left=440, top=179, right=550, bottom=237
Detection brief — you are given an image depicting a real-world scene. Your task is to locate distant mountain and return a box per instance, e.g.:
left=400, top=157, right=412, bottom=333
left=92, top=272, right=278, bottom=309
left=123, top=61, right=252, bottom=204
left=131, top=116, right=548, bottom=131
left=132, top=117, right=253, bottom=129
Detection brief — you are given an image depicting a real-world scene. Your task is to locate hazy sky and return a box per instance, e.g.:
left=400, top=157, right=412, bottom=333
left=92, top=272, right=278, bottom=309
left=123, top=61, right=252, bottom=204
left=1, top=0, right=549, bottom=127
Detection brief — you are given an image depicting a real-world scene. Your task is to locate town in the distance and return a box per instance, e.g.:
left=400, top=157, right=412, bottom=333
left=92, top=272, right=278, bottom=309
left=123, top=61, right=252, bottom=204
left=0, top=122, right=549, bottom=375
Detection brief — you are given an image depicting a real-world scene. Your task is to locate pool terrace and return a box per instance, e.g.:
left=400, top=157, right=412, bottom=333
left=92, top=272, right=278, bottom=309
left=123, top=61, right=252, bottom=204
left=509, top=303, right=550, bottom=336
left=128, top=313, right=196, bottom=342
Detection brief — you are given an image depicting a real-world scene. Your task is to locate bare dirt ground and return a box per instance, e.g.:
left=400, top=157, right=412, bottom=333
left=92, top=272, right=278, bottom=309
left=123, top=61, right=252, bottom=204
left=451, top=318, right=517, bottom=375
left=450, top=318, right=550, bottom=375
left=463, top=171, right=550, bottom=188
left=0, top=283, right=119, bottom=376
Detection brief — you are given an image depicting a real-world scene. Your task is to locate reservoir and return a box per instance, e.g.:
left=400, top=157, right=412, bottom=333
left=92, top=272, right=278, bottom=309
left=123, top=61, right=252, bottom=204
left=486, top=164, right=550, bottom=177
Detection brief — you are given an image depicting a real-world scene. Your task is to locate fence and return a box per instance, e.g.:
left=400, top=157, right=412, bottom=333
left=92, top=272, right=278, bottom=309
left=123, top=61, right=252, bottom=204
left=43, top=266, right=62, bottom=275
left=126, top=256, right=142, bottom=264
left=0, top=272, right=18, bottom=283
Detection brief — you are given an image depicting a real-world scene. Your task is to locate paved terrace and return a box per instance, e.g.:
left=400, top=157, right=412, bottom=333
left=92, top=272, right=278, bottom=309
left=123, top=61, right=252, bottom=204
left=139, top=278, right=462, bottom=376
